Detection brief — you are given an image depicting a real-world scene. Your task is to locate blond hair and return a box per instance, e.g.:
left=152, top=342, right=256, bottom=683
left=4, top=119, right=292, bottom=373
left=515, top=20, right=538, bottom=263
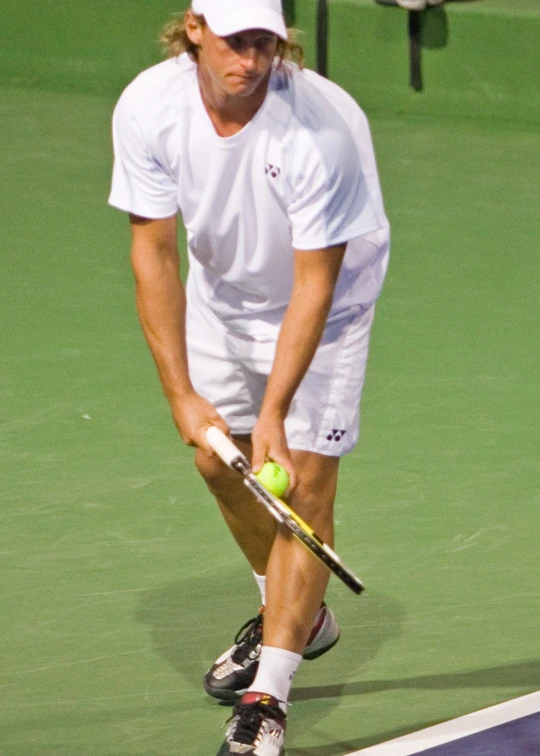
left=160, top=13, right=305, bottom=68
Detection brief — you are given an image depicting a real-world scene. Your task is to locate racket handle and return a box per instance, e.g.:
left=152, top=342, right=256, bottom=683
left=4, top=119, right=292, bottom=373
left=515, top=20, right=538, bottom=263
left=206, top=426, right=247, bottom=468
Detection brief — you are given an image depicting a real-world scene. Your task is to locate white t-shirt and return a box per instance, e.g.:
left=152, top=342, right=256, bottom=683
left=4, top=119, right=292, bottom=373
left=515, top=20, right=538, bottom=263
left=109, top=54, right=389, bottom=336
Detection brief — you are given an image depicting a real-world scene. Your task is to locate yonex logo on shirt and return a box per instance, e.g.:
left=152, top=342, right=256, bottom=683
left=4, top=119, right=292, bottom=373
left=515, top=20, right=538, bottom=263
left=326, top=429, right=347, bottom=442
left=265, top=163, right=281, bottom=178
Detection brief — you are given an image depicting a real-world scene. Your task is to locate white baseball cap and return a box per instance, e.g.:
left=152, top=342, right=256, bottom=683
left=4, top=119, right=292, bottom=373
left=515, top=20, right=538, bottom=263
left=191, top=0, right=287, bottom=40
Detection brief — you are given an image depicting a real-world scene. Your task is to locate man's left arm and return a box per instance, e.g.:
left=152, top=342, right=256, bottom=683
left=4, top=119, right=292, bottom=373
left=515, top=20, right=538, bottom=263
left=251, top=243, right=347, bottom=486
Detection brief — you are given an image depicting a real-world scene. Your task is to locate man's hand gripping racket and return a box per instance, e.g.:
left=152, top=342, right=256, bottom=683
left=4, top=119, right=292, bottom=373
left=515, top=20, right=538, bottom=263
left=206, top=426, right=364, bottom=595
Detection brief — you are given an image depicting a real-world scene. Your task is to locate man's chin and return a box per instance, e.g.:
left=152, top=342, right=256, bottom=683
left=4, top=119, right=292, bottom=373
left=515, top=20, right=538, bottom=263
left=226, top=76, right=264, bottom=96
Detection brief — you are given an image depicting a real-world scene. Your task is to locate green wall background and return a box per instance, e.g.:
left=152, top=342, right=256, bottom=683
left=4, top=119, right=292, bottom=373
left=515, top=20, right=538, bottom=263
left=1, top=0, right=539, bottom=124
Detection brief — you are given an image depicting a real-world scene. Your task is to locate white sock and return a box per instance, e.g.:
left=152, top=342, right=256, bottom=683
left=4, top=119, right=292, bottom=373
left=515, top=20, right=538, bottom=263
left=253, top=571, right=266, bottom=606
left=247, top=646, right=302, bottom=711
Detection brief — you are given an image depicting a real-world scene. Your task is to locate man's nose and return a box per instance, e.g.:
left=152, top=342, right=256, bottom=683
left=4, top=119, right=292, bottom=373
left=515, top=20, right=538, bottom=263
left=241, top=47, right=259, bottom=71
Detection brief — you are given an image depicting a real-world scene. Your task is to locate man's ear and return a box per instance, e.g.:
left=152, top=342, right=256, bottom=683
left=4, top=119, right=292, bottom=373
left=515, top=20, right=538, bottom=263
left=185, top=10, right=204, bottom=45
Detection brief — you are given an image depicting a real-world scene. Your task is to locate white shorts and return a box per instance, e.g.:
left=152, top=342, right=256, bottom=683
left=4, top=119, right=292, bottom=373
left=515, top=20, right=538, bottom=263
left=186, top=297, right=375, bottom=457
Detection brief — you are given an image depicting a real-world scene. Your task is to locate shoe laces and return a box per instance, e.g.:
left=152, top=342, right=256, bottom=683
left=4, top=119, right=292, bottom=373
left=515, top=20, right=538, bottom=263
left=231, top=609, right=263, bottom=664
left=229, top=699, right=284, bottom=746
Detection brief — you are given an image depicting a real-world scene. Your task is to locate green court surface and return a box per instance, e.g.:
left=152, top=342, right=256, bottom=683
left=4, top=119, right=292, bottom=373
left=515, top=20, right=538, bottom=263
left=1, top=1, right=539, bottom=754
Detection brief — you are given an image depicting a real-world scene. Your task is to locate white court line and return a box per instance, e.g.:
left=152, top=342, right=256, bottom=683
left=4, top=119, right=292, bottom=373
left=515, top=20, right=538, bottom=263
left=348, top=690, right=540, bottom=755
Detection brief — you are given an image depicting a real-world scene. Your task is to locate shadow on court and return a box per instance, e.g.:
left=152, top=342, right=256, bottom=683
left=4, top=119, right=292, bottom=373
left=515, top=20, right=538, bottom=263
left=287, top=723, right=437, bottom=756
left=136, top=572, right=540, bottom=756
left=293, top=658, right=540, bottom=703
left=288, top=660, right=540, bottom=756
left=135, top=575, right=407, bottom=694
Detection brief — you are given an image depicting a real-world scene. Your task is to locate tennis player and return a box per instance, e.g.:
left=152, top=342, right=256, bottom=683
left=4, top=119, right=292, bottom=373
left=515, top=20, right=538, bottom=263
left=109, top=1, right=389, bottom=753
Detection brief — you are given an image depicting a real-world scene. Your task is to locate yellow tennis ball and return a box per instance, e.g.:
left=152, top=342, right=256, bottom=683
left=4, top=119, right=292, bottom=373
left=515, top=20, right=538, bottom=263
left=255, top=462, right=289, bottom=497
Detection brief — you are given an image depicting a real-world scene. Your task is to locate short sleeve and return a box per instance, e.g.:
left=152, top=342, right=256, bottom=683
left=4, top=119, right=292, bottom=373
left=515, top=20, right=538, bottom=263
left=287, top=110, right=383, bottom=251
left=108, top=91, right=178, bottom=218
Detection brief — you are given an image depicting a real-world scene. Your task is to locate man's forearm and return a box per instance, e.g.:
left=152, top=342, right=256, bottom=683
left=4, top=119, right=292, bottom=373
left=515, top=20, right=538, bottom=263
left=260, top=283, right=333, bottom=420
left=132, top=247, right=194, bottom=403
left=260, top=245, right=346, bottom=421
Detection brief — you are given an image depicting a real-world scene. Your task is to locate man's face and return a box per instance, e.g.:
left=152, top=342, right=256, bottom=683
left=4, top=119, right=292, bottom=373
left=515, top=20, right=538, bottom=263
left=188, top=17, right=279, bottom=98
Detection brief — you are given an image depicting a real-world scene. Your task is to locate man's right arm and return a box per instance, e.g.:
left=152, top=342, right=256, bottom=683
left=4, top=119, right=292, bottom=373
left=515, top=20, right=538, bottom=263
left=129, top=214, right=228, bottom=451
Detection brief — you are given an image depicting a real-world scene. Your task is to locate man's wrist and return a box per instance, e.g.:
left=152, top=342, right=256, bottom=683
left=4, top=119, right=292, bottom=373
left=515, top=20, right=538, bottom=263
left=165, top=383, right=197, bottom=405
left=259, top=398, right=290, bottom=422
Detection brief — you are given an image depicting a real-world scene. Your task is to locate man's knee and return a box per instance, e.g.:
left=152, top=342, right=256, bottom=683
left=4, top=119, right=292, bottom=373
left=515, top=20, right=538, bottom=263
left=292, top=482, right=335, bottom=525
left=289, top=452, right=339, bottom=526
left=195, top=448, right=236, bottom=496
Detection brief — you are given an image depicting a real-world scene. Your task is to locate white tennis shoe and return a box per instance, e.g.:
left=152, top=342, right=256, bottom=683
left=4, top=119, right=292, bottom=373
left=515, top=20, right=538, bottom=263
left=204, top=604, right=340, bottom=700
left=217, top=692, right=286, bottom=756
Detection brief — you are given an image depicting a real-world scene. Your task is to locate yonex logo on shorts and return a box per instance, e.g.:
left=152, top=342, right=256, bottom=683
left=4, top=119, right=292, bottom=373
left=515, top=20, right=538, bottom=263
left=326, top=429, right=347, bottom=442
left=265, top=163, right=281, bottom=178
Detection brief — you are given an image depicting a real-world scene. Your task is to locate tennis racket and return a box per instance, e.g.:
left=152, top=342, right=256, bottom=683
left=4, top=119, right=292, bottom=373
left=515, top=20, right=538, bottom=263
left=206, top=426, right=364, bottom=595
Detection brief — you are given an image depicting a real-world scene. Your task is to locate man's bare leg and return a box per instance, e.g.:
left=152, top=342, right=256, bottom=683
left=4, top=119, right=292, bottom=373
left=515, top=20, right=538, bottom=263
left=194, top=436, right=276, bottom=576
left=263, top=450, right=339, bottom=653
left=196, top=441, right=338, bottom=653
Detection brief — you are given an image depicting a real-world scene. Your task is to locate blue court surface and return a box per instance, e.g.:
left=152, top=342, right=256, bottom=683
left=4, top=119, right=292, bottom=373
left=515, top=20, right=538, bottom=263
left=349, top=692, right=540, bottom=755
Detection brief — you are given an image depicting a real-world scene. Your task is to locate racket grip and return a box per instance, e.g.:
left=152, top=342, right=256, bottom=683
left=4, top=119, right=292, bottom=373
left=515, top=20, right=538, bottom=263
left=206, top=426, right=246, bottom=468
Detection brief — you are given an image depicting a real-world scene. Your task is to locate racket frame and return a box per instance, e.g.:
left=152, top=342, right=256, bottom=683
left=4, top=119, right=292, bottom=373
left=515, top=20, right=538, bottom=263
left=206, top=427, right=364, bottom=595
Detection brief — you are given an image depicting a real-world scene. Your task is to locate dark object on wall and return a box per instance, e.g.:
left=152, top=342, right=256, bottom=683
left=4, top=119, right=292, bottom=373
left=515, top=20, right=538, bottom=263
left=317, top=0, right=329, bottom=77
left=283, top=0, right=296, bottom=26
left=373, top=0, right=481, bottom=91
left=408, top=10, right=423, bottom=90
